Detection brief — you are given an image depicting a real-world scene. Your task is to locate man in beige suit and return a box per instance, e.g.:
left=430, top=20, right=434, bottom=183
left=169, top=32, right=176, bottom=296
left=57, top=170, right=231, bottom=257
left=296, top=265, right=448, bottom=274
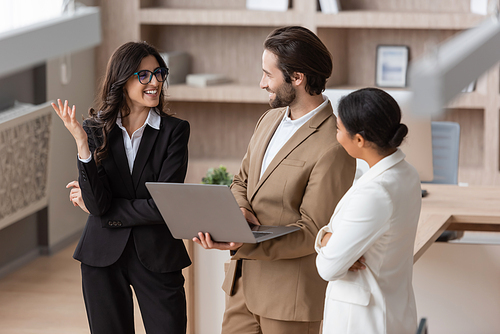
left=194, top=26, right=356, bottom=334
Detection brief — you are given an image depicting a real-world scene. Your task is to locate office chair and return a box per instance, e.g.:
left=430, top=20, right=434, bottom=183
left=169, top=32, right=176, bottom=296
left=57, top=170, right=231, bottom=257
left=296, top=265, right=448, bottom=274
left=423, top=121, right=462, bottom=241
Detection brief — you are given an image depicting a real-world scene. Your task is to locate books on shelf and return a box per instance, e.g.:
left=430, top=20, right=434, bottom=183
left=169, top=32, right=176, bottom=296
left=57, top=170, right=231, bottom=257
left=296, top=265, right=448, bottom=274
left=186, top=74, right=231, bottom=87
left=470, top=0, right=489, bottom=15
left=319, top=0, right=341, bottom=14
left=246, top=0, right=289, bottom=12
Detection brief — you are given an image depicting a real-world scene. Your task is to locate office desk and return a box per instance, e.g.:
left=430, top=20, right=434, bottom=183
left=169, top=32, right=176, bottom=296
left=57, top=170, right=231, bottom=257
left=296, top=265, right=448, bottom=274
left=414, top=184, right=500, bottom=262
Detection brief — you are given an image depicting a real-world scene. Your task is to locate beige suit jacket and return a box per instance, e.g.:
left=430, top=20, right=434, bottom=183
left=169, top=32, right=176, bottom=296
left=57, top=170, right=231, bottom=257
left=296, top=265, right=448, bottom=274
left=222, top=101, right=356, bottom=322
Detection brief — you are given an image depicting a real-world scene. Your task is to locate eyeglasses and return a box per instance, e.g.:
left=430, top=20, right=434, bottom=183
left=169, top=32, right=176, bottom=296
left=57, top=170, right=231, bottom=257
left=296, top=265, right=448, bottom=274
left=133, top=67, right=169, bottom=84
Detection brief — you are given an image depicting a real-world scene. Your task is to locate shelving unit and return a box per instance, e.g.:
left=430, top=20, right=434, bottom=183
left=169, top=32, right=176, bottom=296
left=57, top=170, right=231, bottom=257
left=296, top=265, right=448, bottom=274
left=95, top=0, right=500, bottom=331
left=316, top=11, right=483, bottom=29
left=140, top=8, right=302, bottom=26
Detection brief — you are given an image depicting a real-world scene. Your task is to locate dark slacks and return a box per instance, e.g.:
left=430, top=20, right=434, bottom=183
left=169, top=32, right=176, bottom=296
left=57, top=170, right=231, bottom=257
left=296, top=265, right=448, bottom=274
left=81, top=235, right=186, bottom=334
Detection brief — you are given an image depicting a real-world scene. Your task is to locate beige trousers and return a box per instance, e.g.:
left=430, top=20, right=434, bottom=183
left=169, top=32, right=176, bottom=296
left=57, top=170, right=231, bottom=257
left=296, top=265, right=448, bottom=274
left=221, top=276, right=321, bottom=334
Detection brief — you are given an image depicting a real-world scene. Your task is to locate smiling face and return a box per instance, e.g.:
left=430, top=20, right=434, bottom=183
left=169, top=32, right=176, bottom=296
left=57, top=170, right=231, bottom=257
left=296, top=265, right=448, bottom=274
left=260, top=49, right=296, bottom=108
left=123, top=55, right=162, bottom=113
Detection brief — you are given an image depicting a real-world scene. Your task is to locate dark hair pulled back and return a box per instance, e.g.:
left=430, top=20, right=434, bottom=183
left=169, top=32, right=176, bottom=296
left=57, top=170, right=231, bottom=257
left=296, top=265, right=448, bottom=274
left=88, top=41, right=169, bottom=165
left=337, top=87, right=408, bottom=154
left=264, top=26, right=333, bottom=96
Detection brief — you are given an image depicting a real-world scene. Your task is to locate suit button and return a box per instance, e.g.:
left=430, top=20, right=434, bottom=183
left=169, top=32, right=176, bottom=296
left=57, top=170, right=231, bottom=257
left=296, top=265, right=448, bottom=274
left=108, top=221, right=113, bottom=226
left=117, top=222, right=122, bottom=227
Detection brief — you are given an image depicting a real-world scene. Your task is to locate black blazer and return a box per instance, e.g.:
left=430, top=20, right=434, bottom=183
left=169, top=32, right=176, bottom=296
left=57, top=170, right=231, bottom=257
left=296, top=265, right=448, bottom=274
left=74, top=114, right=191, bottom=273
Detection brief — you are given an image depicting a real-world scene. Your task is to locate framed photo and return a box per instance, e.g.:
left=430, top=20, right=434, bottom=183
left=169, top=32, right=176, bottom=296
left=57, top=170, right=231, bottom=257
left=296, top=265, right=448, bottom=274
left=375, top=45, right=410, bottom=88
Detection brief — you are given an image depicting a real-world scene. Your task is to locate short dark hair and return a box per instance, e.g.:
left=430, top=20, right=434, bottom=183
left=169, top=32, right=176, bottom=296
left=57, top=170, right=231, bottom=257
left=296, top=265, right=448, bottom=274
left=337, top=88, right=408, bottom=154
left=264, top=26, right=333, bottom=96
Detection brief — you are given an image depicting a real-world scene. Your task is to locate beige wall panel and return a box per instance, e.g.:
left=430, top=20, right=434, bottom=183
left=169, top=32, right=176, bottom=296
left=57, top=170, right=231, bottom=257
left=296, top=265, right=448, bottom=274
left=96, top=0, right=141, bottom=75
left=346, top=29, right=458, bottom=86
left=484, top=65, right=500, bottom=175
left=437, top=108, right=484, bottom=171
left=47, top=49, right=96, bottom=249
left=142, top=26, right=275, bottom=85
left=169, top=101, right=268, bottom=160
left=318, top=28, right=348, bottom=87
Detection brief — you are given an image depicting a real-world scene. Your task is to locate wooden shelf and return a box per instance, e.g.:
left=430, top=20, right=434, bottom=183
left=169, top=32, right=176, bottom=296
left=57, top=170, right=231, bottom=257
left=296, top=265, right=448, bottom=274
left=446, top=91, right=487, bottom=109
left=167, top=84, right=269, bottom=103
left=316, top=11, right=485, bottom=30
left=140, top=8, right=301, bottom=26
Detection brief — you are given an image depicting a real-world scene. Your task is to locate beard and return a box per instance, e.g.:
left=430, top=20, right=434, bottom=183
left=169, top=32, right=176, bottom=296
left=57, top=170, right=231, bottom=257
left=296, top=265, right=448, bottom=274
left=269, top=81, right=296, bottom=108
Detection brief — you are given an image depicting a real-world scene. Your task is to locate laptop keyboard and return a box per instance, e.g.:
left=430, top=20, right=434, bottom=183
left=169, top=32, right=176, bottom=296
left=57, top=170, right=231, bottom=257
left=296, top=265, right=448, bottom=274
left=253, top=231, right=273, bottom=238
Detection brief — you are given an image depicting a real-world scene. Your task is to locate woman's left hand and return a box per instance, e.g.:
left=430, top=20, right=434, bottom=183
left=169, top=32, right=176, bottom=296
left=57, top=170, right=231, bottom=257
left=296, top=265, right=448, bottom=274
left=51, top=99, right=91, bottom=160
left=66, top=180, right=89, bottom=214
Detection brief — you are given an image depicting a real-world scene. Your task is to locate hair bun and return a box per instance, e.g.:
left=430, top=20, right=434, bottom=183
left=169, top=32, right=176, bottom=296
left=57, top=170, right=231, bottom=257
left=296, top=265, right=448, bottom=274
left=388, top=123, right=408, bottom=148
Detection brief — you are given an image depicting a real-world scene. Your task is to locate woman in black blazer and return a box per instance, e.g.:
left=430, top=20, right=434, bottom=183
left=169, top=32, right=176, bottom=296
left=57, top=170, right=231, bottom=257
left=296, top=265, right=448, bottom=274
left=52, top=42, right=191, bottom=334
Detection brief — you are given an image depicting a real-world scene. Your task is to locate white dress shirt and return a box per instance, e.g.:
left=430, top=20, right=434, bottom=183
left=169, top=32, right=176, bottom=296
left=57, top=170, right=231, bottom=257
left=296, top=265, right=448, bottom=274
left=260, top=95, right=329, bottom=178
left=79, top=108, right=161, bottom=174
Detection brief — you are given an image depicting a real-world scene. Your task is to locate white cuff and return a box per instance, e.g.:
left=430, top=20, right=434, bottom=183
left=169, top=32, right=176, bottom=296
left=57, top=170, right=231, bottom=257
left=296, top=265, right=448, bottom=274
left=78, top=154, right=92, bottom=163
left=315, top=225, right=331, bottom=253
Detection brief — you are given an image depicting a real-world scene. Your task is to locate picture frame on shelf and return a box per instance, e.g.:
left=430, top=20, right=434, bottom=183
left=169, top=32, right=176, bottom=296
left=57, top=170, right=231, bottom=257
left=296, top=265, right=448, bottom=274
left=376, top=45, right=410, bottom=88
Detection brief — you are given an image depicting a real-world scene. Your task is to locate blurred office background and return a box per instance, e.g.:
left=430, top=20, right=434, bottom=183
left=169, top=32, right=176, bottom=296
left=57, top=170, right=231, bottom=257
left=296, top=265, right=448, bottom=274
left=1, top=0, right=500, bottom=333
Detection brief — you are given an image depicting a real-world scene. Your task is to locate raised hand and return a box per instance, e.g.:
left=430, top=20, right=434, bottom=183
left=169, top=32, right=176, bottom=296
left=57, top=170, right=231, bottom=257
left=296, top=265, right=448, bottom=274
left=51, top=99, right=91, bottom=160
left=66, top=180, right=89, bottom=214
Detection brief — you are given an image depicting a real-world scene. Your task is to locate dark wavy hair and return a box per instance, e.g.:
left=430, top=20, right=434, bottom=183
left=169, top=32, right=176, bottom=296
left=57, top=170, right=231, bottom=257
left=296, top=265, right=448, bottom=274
left=337, top=88, right=408, bottom=155
left=88, top=41, right=168, bottom=165
left=264, top=26, right=333, bottom=96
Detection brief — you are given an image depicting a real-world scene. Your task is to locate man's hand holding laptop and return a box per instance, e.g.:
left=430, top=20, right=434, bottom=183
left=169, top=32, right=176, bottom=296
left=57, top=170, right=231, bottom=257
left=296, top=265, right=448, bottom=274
left=193, top=208, right=259, bottom=250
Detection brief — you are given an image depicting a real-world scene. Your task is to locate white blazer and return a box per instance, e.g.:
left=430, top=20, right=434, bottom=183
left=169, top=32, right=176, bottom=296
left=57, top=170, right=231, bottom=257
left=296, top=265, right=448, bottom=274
left=315, top=149, right=421, bottom=334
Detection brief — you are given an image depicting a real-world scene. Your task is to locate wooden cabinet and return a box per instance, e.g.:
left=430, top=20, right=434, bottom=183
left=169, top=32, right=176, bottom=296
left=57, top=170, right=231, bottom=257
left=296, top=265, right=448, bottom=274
left=95, top=0, right=500, bottom=331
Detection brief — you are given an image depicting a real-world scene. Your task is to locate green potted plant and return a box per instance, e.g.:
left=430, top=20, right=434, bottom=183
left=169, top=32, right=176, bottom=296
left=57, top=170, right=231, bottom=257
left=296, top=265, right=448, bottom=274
left=201, top=165, right=233, bottom=186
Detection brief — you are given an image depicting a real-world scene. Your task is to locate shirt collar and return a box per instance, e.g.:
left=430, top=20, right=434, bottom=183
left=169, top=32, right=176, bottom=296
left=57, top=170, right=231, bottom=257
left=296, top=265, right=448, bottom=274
left=355, top=149, right=406, bottom=187
left=116, top=108, right=161, bottom=130
left=282, top=95, right=329, bottom=126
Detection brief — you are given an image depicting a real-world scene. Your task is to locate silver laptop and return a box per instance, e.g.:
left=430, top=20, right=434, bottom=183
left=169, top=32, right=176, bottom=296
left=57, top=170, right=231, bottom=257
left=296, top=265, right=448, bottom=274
left=146, top=182, right=300, bottom=243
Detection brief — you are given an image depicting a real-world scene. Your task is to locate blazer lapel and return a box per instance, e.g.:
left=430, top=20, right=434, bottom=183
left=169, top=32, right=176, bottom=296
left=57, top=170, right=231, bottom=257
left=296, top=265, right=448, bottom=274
left=108, top=125, right=135, bottom=198
left=132, top=123, right=159, bottom=190
left=328, top=149, right=407, bottom=225
left=251, top=104, right=333, bottom=201
left=247, top=108, right=286, bottom=196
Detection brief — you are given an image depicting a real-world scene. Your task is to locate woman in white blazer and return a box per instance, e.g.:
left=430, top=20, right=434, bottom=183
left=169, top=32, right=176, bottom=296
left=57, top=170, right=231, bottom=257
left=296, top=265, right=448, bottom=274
left=315, top=88, right=422, bottom=334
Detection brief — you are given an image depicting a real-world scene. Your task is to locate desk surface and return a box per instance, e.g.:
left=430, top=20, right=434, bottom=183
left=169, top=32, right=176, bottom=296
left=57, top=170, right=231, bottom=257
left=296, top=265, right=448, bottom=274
left=414, top=184, right=500, bottom=262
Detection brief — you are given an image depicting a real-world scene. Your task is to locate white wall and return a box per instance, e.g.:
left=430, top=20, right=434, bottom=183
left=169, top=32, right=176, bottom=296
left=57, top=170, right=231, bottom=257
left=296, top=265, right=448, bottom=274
left=413, top=242, right=500, bottom=333
left=46, top=47, right=96, bottom=251
left=194, top=245, right=230, bottom=334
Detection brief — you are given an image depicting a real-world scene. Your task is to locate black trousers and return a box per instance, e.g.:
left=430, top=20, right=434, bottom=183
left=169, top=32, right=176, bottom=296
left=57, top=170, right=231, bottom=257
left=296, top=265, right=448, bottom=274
left=81, top=235, right=187, bottom=334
